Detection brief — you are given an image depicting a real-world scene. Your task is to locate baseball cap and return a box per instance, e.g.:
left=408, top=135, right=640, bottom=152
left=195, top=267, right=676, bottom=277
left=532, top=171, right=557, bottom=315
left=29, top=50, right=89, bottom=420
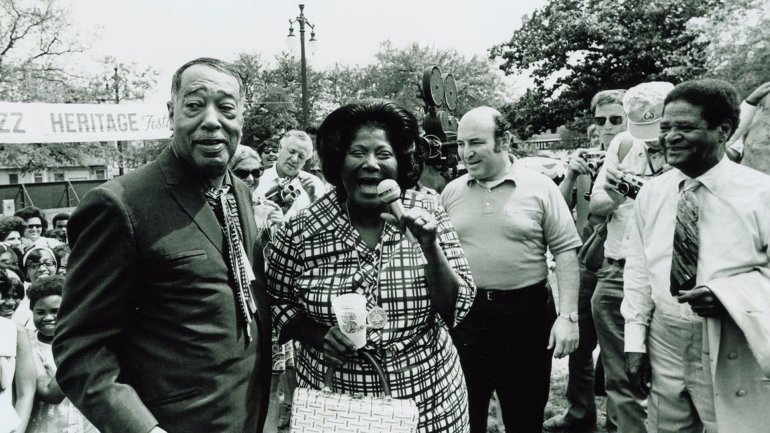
left=623, top=81, right=674, bottom=141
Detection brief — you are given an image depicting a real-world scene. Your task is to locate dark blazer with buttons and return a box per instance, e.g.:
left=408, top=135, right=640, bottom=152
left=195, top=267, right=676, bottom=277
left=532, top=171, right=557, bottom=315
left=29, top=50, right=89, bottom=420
left=53, top=147, right=271, bottom=433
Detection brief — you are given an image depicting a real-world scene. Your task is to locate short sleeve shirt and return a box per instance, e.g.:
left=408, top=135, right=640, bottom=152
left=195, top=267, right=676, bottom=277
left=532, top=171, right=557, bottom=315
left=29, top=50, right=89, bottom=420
left=441, top=160, right=582, bottom=290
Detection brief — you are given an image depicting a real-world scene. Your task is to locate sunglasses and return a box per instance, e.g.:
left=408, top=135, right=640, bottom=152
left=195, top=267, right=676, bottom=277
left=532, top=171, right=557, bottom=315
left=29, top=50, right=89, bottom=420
left=233, top=168, right=262, bottom=180
left=27, top=224, right=42, bottom=229
left=593, top=116, right=625, bottom=126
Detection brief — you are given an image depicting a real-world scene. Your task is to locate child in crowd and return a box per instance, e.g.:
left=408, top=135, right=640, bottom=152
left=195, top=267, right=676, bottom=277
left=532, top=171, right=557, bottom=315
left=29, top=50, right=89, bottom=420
left=27, top=275, right=96, bottom=433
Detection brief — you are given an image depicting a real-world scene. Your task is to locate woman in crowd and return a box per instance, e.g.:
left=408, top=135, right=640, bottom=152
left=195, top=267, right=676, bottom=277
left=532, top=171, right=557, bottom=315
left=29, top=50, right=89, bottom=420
left=257, top=140, right=280, bottom=170
left=13, top=247, right=59, bottom=331
left=229, top=145, right=263, bottom=193
left=0, top=267, right=36, bottom=433
left=266, top=100, right=476, bottom=432
left=14, top=207, right=61, bottom=250
left=27, top=275, right=97, bottom=433
left=228, top=144, right=284, bottom=243
left=0, top=216, right=25, bottom=249
left=0, top=244, right=20, bottom=271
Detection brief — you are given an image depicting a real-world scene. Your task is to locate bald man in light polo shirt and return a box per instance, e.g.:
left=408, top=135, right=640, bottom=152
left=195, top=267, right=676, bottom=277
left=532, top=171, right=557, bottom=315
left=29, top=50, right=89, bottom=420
left=442, top=106, right=582, bottom=433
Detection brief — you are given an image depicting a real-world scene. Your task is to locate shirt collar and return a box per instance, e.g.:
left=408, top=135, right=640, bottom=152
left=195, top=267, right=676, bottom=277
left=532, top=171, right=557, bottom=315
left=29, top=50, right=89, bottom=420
left=466, top=157, right=518, bottom=188
left=674, top=156, right=730, bottom=195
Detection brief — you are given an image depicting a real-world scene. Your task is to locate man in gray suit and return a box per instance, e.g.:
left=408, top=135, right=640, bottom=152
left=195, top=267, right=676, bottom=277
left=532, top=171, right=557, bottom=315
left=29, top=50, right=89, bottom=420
left=53, top=58, right=271, bottom=433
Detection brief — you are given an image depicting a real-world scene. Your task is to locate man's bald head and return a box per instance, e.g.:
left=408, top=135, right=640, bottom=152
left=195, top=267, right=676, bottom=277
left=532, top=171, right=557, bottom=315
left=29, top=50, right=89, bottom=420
left=457, top=106, right=513, bottom=181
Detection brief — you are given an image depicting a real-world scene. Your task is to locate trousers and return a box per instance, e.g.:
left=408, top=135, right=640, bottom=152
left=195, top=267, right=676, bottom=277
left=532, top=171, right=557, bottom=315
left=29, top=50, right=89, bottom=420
left=647, top=310, right=716, bottom=433
left=591, top=260, right=647, bottom=433
left=451, top=281, right=555, bottom=433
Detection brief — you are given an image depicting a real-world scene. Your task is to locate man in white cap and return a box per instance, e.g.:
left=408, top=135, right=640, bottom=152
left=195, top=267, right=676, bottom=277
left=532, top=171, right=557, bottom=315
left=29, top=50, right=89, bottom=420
left=585, top=81, right=673, bottom=433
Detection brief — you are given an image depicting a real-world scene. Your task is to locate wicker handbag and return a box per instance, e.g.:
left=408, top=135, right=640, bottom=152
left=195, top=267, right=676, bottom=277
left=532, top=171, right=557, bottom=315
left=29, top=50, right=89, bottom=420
left=290, top=349, right=419, bottom=432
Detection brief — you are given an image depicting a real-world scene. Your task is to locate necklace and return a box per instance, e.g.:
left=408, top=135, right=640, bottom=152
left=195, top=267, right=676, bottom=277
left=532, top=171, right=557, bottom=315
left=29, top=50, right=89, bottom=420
left=345, top=201, right=389, bottom=330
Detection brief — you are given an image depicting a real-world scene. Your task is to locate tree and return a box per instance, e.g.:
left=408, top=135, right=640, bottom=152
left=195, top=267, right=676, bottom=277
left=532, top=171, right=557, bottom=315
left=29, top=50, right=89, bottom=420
left=321, top=41, right=506, bottom=122
left=491, top=0, right=726, bottom=139
left=695, top=0, right=770, bottom=98
left=0, top=0, right=87, bottom=101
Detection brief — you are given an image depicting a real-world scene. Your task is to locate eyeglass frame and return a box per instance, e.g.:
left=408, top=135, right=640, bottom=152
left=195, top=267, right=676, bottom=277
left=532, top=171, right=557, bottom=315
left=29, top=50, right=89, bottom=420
left=232, top=168, right=263, bottom=180
left=593, top=115, right=625, bottom=126
left=26, top=260, right=57, bottom=271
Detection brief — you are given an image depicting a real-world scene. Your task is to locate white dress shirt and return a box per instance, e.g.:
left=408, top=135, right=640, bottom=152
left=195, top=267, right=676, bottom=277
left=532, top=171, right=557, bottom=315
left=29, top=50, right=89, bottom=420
left=590, top=131, right=667, bottom=260
left=253, top=166, right=327, bottom=219
left=622, top=157, right=770, bottom=352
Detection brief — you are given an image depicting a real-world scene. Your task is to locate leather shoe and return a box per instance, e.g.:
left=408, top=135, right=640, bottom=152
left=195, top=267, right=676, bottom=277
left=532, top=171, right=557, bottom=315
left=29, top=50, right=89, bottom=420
left=542, top=414, right=596, bottom=432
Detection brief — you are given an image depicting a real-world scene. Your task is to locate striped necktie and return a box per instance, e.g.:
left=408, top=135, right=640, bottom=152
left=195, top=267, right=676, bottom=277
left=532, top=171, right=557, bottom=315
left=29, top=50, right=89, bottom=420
left=670, top=179, right=700, bottom=296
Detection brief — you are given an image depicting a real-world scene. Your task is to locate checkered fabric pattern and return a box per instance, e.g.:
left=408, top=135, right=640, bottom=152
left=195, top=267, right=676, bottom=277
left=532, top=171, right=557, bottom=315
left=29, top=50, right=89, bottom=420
left=267, top=189, right=475, bottom=432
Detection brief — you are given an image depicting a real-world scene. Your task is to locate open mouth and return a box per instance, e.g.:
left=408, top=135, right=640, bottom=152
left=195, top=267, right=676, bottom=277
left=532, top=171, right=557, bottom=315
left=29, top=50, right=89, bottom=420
left=357, top=177, right=382, bottom=195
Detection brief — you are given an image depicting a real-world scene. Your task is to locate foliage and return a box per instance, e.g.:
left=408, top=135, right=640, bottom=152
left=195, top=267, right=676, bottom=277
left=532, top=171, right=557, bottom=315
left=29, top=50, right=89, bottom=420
left=695, top=0, right=770, bottom=98
left=322, top=41, right=506, bottom=122
left=0, top=143, right=114, bottom=172
left=0, top=0, right=87, bottom=101
left=491, top=0, right=725, bottom=139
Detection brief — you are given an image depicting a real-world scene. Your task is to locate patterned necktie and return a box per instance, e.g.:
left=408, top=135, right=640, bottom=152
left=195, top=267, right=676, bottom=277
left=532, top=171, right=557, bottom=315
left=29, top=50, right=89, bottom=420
left=670, top=179, right=700, bottom=296
left=205, top=185, right=258, bottom=341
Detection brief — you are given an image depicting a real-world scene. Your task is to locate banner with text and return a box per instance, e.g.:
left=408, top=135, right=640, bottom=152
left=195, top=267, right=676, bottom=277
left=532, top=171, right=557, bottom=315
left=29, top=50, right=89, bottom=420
left=0, top=102, right=171, bottom=143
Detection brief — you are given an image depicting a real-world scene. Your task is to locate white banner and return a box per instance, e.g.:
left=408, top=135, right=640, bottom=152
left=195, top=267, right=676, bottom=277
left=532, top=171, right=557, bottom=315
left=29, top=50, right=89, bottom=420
left=0, top=102, right=172, bottom=143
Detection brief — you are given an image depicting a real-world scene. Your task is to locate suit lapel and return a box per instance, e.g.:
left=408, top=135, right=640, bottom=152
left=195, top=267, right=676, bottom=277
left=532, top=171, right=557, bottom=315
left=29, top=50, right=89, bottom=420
left=157, top=148, right=224, bottom=254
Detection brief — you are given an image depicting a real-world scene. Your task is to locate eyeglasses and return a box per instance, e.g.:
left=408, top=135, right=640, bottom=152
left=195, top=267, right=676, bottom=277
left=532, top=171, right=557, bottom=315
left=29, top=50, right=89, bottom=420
left=233, top=168, right=262, bottom=179
left=593, top=116, right=625, bottom=126
left=27, top=260, right=56, bottom=270
left=27, top=224, right=42, bottom=229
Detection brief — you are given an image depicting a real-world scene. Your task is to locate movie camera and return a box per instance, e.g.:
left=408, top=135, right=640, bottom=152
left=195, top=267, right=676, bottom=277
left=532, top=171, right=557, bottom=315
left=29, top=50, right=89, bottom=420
left=264, top=177, right=301, bottom=211
left=416, top=66, right=465, bottom=181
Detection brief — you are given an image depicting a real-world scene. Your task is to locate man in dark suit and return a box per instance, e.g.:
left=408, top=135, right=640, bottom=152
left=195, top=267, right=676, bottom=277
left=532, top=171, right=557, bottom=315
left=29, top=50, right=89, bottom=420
left=53, top=58, right=271, bottom=433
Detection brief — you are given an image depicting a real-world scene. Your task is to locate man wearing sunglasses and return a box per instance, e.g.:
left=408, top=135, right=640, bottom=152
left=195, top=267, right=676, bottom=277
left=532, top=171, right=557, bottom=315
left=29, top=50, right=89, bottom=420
left=546, top=89, right=631, bottom=433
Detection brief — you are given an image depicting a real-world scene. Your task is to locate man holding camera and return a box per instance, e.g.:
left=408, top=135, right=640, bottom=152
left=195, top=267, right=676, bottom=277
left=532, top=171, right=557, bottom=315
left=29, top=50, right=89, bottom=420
left=622, top=79, right=770, bottom=432
left=254, top=130, right=327, bottom=218
left=585, top=82, right=673, bottom=433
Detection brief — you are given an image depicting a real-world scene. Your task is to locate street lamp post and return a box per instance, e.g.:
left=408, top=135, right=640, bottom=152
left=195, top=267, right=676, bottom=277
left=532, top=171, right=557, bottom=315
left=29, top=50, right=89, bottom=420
left=111, top=66, right=125, bottom=176
left=287, top=4, right=317, bottom=128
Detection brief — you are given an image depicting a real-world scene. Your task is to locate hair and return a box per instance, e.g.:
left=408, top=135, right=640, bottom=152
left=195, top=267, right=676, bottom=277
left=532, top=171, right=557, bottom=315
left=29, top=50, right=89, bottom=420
left=22, top=246, right=57, bottom=281
left=52, top=213, right=69, bottom=226
left=170, top=57, right=244, bottom=102
left=228, top=145, right=262, bottom=170
left=664, top=79, right=740, bottom=131
left=493, top=111, right=512, bottom=152
left=14, top=206, right=48, bottom=232
left=591, top=89, right=627, bottom=112
left=304, top=126, right=319, bottom=136
left=280, top=130, right=313, bottom=150
left=27, top=274, right=64, bottom=309
left=52, top=244, right=70, bottom=268
left=317, top=100, right=422, bottom=195
left=0, top=216, right=26, bottom=241
left=0, top=266, right=24, bottom=301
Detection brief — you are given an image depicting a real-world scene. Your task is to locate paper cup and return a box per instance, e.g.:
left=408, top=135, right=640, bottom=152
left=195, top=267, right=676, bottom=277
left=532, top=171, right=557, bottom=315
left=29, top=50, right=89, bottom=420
left=332, top=293, right=367, bottom=349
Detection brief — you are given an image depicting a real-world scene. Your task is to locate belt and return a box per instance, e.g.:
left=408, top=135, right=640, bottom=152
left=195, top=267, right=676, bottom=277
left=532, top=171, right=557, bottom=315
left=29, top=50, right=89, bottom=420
left=605, top=257, right=626, bottom=267
left=476, top=280, right=548, bottom=302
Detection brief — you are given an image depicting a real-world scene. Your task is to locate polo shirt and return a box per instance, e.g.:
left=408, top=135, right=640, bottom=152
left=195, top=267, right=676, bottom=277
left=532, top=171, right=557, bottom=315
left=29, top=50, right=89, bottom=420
left=441, top=159, right=582, bottom=290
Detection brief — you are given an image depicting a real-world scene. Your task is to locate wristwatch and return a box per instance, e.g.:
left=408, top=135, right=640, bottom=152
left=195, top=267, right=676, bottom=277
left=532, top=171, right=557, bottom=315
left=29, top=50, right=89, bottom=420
left=558, top=311, right=579, bottom=323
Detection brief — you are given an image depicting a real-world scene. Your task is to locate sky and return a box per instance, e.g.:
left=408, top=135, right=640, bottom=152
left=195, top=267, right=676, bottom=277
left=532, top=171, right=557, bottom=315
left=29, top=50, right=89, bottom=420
left=68, top=0, right=548, bottom=103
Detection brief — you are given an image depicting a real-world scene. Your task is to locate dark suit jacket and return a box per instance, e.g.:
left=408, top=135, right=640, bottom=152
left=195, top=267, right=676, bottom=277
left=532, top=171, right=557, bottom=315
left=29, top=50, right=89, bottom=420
left=53, top=148, right=272, bottom=433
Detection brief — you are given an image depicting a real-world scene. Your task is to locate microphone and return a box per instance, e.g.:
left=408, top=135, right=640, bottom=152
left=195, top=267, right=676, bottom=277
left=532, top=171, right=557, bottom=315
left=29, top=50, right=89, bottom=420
left=377, top=179, right=418, bottom=244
